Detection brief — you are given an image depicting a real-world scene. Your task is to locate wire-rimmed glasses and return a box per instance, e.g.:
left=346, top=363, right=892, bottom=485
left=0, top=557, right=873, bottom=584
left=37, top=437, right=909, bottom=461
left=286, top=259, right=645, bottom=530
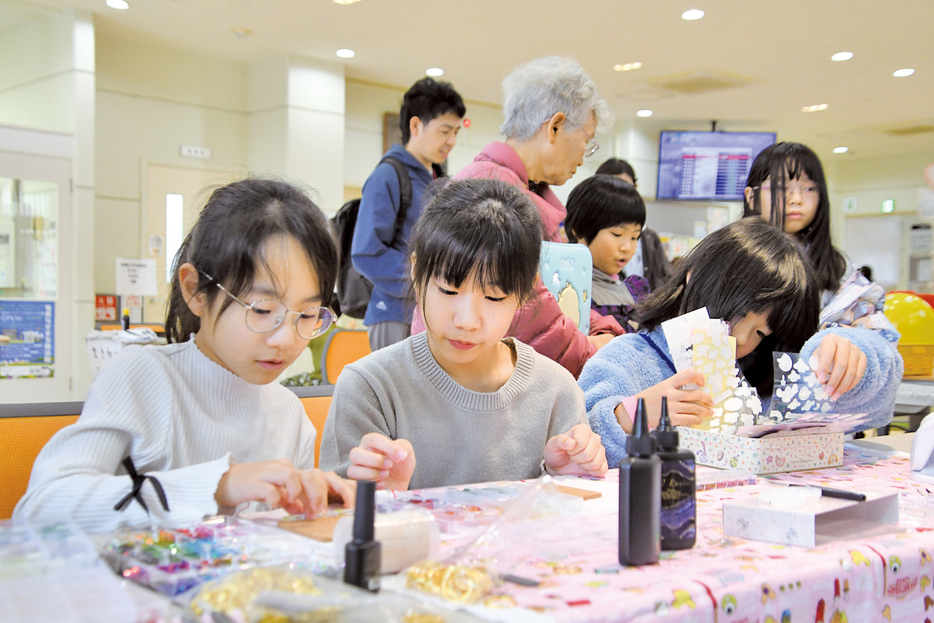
left=202, top=272, right=335, bottom=340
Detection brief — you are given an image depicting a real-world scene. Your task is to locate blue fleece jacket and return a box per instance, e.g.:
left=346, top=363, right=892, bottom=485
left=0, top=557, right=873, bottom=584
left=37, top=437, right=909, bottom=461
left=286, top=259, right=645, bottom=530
left=351, top=144, right=435, bottom=325
left=579, top=326, right=904, bottom=468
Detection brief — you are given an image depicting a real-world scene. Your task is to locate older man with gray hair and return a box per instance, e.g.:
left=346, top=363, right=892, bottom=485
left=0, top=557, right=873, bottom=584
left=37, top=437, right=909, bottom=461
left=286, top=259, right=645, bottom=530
left=442, top=56, right=622, bottom=377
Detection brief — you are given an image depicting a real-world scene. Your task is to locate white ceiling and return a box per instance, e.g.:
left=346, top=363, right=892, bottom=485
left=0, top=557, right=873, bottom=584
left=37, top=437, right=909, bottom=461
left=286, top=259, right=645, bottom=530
left=5, top=0, right=934, bottom=160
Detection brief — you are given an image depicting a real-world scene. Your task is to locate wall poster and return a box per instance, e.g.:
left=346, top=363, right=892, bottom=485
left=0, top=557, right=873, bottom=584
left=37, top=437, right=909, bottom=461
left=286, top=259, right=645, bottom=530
left=0, top=300, right=54, bottom=379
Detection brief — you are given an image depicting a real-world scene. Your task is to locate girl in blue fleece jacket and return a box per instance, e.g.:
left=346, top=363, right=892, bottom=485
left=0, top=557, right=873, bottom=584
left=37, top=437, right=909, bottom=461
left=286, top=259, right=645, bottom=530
left=579, top=219, right=903, bottom=468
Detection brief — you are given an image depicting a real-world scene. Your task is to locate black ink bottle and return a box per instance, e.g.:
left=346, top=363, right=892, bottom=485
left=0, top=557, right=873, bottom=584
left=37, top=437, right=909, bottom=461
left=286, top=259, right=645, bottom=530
left=344, top=479, right=381, bottom=592
left=618, top=397, right=661, bottom=566
left=654, top=396, right=696, bottom=550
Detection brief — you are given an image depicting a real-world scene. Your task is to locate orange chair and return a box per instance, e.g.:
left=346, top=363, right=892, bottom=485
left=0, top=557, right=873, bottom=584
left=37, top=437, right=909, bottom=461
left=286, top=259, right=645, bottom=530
left=0, top=402, right=82, bottom=519
left=289, top=385, right=334, bottom=468
left=320, top=329, right=371, bottom=385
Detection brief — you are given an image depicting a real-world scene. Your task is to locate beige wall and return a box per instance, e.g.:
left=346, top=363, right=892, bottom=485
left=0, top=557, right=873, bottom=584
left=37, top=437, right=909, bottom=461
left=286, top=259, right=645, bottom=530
left=94, top=33, right=249, bottom=294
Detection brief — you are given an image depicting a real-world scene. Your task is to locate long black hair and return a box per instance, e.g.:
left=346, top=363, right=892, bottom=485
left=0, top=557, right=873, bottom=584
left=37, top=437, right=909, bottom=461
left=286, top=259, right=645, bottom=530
left=565, top=175, right=646, bottom=244
left=639, top=218, right=820, bottom=394
left=743, top=142, right=846, bottom=292
left=409, top=178, right=543, bottom=306
left=165, top=178, right=339, bottom=344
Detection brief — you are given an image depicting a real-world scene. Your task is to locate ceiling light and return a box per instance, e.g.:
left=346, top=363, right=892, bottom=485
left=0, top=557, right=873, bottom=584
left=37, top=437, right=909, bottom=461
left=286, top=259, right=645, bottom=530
left=833, top=147, right=848, bottom=154
left=106, top=0, right=129, bottom=9
left=831, top=52, right=853, bottom=62
left=426, top=68, right=444, bottom=77
left=333, top=0, right=362, bottom=4
left=336, top=49, right=355, bottom=58
left=636, top=109, right=653, bottom=117
left=613, top=62, right=643, bottom=72
left=893, top=68, right=915, bottom=77
left=801, top=104, right=829, bottom=113
left=681, top=9, right=705, bottom=20
left=230, top=27, right=251, bottom=38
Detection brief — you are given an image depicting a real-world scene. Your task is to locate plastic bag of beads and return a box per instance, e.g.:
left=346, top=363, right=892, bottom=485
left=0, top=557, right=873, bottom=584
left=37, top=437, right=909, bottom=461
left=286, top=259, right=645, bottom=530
left=401, top=475, right=584, bottom=605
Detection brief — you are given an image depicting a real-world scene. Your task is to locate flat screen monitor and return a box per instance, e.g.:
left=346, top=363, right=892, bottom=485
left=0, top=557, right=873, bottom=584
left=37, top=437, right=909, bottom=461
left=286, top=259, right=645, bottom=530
left=656, top=131, right=777, bottom=201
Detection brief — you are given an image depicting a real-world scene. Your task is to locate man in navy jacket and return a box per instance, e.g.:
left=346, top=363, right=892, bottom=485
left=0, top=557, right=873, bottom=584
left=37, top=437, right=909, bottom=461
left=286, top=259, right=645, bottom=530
left=352, top=78, right=466, bottom=350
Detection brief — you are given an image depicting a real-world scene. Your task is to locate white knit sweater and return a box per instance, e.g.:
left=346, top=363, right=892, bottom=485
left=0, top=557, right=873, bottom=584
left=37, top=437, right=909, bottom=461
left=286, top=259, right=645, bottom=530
left=14, top=338, right=316, bottom=533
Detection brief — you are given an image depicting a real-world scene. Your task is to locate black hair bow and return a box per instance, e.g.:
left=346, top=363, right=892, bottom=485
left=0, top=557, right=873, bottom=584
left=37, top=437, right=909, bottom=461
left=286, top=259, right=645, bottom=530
left=113, top=456, right=170, bottom=514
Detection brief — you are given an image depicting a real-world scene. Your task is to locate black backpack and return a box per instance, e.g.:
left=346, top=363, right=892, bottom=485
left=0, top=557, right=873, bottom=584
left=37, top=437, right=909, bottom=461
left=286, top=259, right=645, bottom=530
left=331, top=156, right=412, bottom=319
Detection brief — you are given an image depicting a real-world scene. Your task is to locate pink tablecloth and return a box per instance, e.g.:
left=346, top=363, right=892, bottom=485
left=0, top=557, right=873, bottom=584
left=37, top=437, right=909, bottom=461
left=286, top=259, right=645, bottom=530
left=426, top=446, right=934, bottom=623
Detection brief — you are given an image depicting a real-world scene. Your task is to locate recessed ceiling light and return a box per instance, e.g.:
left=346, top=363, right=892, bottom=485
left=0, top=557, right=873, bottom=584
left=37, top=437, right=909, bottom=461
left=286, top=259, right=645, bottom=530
left=801, top=104, right=829, bottom=113
left=336, top=49, right=355, bottom=58
left=681, top=9, right=705, bottom=20
left=613, top=62, right=643, bottom=72
left=636, top=109, right=653, bottom=117
left=230, top=27, right=251, bottom=38
left=833, top=147, right=848, bottom=154
left=426, top=68, right=444, bottom=77
left=893, top=68, right=915, bottom=77
left=106, top=0, right=129, bottom=9
left=831, top=51, right=853, bottom=62
left=333, top=0, right=362, bottom=4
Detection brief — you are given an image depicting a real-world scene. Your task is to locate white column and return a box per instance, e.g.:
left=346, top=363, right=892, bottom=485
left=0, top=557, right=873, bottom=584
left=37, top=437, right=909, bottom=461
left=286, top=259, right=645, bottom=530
left=248, top=55, right=345, bottom=214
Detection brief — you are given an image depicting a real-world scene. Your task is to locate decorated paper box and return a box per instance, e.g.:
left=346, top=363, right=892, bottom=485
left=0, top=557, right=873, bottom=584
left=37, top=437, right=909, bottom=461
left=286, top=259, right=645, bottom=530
left=722, top=489, right=899, bottom=547
left=678, top=425, right=844, bottom=474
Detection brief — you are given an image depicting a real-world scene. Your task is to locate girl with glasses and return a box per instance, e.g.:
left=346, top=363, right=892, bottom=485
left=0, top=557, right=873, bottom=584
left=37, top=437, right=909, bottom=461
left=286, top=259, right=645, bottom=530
left=320, top=179, right=607, bottom=490
left=742, top=143, right=902, bottom=428
left=16, top=179, right=355, bottom=531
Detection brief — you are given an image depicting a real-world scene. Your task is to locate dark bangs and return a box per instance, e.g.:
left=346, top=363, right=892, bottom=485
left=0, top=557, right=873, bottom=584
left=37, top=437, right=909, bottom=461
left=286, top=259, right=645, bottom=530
left=640, top=219, right=819, bottom=344
left=565, top=175, right=645, bottom=243
left=165, top=179, right=338, bottom=343
left=743, top=142, right=845, bottom=291
left=410, top=179, right=542, bottom=303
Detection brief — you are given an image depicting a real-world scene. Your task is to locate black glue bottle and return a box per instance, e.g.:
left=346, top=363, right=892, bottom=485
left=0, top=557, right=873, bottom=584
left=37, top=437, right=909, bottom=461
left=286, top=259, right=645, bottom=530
left=618, top=397, right=661, bottom=566
left=344, top=480, right=381, bottom=592
left=654, top=396, right=696, bottom=550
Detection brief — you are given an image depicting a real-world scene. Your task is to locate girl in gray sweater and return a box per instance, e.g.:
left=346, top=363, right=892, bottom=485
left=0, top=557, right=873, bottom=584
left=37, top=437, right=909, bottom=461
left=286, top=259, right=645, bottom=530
left=320, top=179, right=608, bottom=490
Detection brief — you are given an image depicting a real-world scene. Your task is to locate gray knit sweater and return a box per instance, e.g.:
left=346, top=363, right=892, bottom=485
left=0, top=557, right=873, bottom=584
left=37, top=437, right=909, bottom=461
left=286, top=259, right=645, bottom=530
left=319, top=332, right=587, bottom=489
left=14, top=338, right=317, bottom=533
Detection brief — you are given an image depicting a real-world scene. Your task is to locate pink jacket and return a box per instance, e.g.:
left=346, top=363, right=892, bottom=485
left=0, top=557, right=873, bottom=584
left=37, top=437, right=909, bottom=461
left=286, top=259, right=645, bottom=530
left=412, top=142, right=622, bottom=378
left=453, top=142, right=567, bottom=242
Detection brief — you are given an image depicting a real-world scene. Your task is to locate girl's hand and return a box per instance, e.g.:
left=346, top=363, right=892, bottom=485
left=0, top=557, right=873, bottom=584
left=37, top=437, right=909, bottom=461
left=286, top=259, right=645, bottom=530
left=543, top=424, right=608, bottom=478
left=347, top=433, right=416, bottom=491
left=616, top=369, right=712, bottom=433
left=810, top=334, right=867, bottom=400
left=216, top=459, right=354, bottom=518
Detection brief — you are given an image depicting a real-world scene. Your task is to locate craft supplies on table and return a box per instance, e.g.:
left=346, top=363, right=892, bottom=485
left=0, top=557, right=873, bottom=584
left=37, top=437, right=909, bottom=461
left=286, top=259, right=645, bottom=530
left=99, top=515, right=332, bottom=597
left=0, top=520, right=136, bottom=623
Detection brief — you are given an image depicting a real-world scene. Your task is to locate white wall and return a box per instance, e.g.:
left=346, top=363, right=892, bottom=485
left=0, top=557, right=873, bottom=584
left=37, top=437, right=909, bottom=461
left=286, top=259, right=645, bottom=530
left=94, top=33, right=249, bottom=293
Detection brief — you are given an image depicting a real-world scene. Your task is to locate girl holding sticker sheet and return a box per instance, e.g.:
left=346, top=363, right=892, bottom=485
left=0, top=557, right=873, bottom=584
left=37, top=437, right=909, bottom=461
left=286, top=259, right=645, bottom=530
left=578, top=219, right=900, bottom=469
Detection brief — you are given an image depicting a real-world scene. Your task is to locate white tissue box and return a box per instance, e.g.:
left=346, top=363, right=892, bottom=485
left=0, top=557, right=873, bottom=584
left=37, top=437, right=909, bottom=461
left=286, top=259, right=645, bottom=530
left=678, top=426, right=844, bottom=475
left=722, top=490, right=899, bottom=547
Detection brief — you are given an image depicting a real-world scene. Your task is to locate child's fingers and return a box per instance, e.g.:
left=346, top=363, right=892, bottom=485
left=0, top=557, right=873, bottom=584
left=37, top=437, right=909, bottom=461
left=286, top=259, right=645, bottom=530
left=679, top=389, right=714, bottom=407
left=360, top=432, right=410, bottom=462
left=671, top=399, right=712, bottom=418
left=669, top=368, right=705, bottom=388
left=346, top=463, right=388, bottom=483
left=294, top=469, right=328, bottom=518
left=324, top=471, right=356, bottom=508
left=828, top=346, right=866, bottom=399
left=348, top=445, right=394, bottom=471
left=813, top=334, right=841, bottom=383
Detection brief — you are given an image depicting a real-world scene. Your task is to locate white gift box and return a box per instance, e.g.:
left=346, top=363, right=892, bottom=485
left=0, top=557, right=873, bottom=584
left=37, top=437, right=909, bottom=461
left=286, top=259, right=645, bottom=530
left=723, top=489, right=899, bottom=547
left=678, top=425, right=844, bottom=475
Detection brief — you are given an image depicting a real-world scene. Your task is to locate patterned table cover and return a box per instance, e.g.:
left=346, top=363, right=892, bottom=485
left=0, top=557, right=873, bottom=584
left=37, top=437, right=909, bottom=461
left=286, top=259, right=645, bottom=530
left=410, top=445, right=934, bottom=623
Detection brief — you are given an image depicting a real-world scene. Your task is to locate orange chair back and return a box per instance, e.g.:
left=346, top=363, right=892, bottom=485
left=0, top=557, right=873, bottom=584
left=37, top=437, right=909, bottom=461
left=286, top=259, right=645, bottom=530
left=320, top=329, right=371, bottom=384
left=299, top=395, right=333, bottom=467
left=0, top=413, right=79, bottom=519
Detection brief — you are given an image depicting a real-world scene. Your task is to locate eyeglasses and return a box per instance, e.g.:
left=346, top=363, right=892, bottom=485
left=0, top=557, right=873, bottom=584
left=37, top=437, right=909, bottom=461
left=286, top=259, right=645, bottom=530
left=547, top=116, right=601, bottom=157
left=202, top=272, right=335, bottom=340
left=760, top=182, right=819, bottom=199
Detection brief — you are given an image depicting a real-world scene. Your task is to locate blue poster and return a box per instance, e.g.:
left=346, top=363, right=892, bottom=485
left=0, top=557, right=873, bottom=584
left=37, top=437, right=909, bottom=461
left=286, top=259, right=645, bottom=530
left=0, top=301, right=55, bottom=379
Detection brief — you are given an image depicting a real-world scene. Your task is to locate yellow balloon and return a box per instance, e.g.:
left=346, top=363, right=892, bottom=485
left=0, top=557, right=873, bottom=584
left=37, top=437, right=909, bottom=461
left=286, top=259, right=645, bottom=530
left=884, top=293, right=934, bottom=345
